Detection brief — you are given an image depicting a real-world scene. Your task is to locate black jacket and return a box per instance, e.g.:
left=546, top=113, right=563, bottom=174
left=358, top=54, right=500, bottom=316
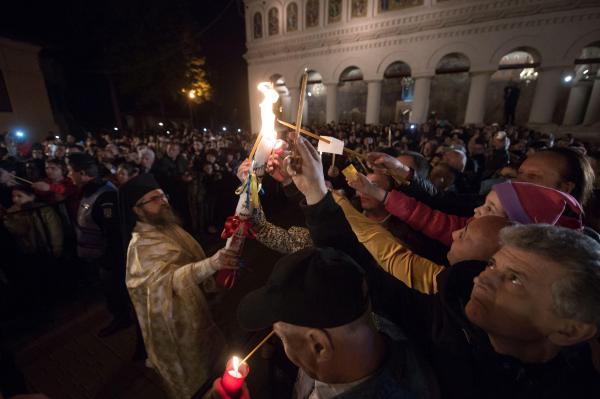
left=302, top=192, right=600, bottom=399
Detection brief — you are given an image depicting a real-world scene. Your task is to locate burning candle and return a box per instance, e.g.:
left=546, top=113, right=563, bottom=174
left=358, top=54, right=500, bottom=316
left=221, top=356, right=250, bottom=396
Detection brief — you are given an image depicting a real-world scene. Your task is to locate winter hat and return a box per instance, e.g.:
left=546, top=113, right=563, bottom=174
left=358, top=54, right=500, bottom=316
left=492, top=181, right=583, bottom=230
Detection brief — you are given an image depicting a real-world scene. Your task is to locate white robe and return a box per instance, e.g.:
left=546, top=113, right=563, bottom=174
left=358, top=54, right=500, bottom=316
left=126, top=221, right=226, bottom=399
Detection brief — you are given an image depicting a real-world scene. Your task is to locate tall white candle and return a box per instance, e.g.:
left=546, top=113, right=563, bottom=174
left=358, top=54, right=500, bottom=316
left=226, top=83, right=279, bottom=251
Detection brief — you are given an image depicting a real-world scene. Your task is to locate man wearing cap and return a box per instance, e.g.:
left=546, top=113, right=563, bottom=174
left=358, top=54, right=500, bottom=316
left=122, top=173, right=238, bottom=399
left=68, top=153, right=132, bottom=337
left=231, top=247, right=435, bottom=399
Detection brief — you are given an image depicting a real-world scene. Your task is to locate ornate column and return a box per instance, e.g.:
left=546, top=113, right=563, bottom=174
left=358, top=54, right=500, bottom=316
left=563, top=80, right=593, bottom=125
left=528, top=67, right=564, bottom=124
left=325, top=82, right=338, bottom=123
left=409, top=75, right=432, bottom=124
left=464, top=71, right=493, bottom=125
left=583, top=70, right=600, bottom=125
left=365, top=80, right=383, bottom=125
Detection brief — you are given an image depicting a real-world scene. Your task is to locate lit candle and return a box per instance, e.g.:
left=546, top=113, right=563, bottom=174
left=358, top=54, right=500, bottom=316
left=225, top=83, right=279, bottom=252
left=221, top=356, right=250, bottom=396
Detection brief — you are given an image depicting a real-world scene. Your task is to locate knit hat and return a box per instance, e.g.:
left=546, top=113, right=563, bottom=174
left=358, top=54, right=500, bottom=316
left=119, top=173, right=161, bottom=211
left=492, top=181, right=583, bottom=230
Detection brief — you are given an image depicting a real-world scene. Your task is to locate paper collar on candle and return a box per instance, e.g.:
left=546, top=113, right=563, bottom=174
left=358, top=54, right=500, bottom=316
left=317, top=136, right=344, bottom=155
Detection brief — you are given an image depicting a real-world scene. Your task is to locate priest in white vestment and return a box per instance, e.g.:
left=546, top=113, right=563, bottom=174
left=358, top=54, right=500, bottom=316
left=121, top=174, right=239, bottom=399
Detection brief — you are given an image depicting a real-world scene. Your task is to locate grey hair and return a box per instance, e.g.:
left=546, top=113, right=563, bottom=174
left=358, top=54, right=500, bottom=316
left=500, top=224, right=600, bottom=329
left=139, top=148, right=155, bottom=161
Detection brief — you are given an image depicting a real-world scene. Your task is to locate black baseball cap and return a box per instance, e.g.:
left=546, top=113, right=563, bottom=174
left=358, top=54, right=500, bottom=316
left=237, top=247, right=368, bottom=331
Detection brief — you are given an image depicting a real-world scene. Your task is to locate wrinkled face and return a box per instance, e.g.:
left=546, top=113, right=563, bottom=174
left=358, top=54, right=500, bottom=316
left=358, top=173, right=392, bottom=211
left=12, top=190, right=35, bottom=206
left=466, top=246, right=565, bottom=342
left=447, top=216, right=503, bottom=265
left=273, top=322, right=319, bottom=379
left=45, top=163, right=64, bottom=181
left=517, top=153, right=570, bottom=193
left=140, top=152, right=154, bottom=169
left=166, top=144, right=180, bottom=159
left=474, top=190, right=506, bottom=219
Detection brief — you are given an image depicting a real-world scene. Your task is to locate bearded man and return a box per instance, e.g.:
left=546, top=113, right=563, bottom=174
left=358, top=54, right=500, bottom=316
left=121, top=174, right=238, bottom=399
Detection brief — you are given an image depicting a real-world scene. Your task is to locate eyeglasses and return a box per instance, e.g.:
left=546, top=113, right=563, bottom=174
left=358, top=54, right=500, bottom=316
left=136, top=193, right=169, bottom=207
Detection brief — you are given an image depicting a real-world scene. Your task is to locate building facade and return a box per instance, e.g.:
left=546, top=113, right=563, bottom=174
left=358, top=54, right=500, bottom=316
left=243, top=0, right=600, bottom=133
left=0, top=37, right=58, bottom=141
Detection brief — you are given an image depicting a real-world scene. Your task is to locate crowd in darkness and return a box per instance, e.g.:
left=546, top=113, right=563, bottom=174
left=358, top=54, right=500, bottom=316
left=1, top=112, right=600, bottom=398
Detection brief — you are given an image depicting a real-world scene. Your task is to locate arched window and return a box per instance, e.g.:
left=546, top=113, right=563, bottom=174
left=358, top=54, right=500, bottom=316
left=351, top=0, right=367, bottom=18
left=328, top=0, right=342, bottom=24
left=379, top=0, right=424, bottom=12
left=287, top=2, right=298, bottom=32
left=253, top=12, right=263, bottom=39
left=306, top=0, right=320, bottom=28
left=268, top=8, right=279, bottom=35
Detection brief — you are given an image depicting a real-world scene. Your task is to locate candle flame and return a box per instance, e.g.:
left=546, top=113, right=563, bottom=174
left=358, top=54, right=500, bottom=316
left=232, top=356, right=241, bottom=373
left=257, top=82, right=279, bottom=142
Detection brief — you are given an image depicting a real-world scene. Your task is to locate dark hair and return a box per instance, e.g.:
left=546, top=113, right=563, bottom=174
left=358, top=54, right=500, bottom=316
left=398, top=150, right=431, bottom=179
left=543, top=147, right=595, bottom=206
left=46, top=158, right=67, bottom=174
left=68, top=153, right=99, bottom=178
left=118, top=162, right=140, bottom=176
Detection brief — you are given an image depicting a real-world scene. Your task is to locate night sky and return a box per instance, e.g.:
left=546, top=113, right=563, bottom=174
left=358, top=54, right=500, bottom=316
left=1, top=0, right=249, bottom=134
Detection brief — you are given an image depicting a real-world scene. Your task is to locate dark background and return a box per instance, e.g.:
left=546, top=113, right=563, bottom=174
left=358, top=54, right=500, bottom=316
left=0, top=0, right=249, bottom=135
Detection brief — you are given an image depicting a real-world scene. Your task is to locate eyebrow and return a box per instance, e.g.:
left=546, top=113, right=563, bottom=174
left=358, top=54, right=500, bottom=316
left=506, top=266, right=529, bottom=282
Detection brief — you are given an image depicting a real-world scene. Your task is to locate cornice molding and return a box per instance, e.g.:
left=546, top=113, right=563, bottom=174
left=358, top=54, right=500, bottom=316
left=245, top=0, right=600, bottom=63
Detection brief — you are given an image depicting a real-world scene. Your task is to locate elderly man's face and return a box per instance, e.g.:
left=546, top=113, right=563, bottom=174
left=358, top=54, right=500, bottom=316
left=466, top=245, right=567, bottom=342
left=140, top=152, right=154, bottom=169
left=166, top=144, right=180, bottom=159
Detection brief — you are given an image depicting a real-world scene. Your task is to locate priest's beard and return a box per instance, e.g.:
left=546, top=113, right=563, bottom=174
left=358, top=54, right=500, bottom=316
left=140, top=204, right=181, bottom=227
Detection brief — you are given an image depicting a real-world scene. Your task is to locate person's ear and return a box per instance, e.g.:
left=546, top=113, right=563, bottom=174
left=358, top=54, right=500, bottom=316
left=306, top=329, right=333, bottom=362
left=133, top=206, right=143, bottom=219
left=548, top=320, right=597, bottom=347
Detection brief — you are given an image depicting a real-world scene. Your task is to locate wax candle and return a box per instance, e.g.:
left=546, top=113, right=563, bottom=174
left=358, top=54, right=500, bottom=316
left=221, top=356, right=250, bottom=396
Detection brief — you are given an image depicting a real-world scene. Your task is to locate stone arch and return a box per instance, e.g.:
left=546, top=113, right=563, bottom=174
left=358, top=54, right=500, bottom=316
left=427, top=42, right=479, bottom=71
left=331, top=58, right=368, bottom=83
left=377, top=52, right=415, bottom=79
left=563, top=29, right=600, bottom=63
left=380, top=61, right=413, bottom=124
left=490, top=36, right=543, bottom=66
left=435, top=53, right=471, bottom=74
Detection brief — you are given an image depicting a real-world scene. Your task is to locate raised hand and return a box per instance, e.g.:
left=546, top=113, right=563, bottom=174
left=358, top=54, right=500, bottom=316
left=236, top=159, right=252, bottom=182
left=366, top=152, right=411, bottom=180
left=346, top=172, right=386, bottom=202
left=289, top=137, right=327, bottom=205
left=266, top=142, right=292, bottom=185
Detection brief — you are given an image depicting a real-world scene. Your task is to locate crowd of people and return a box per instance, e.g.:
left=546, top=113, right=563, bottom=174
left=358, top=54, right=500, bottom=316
left=1, top=114, right=600, bottom=399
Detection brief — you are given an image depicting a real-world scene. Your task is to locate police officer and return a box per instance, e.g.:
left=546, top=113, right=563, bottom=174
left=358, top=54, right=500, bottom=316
left=68, top=153, right=131, bottom=337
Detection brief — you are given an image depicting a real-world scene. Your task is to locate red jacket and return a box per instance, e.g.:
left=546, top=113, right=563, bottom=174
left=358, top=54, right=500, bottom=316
left=384, top=190, right=471, bottom=247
